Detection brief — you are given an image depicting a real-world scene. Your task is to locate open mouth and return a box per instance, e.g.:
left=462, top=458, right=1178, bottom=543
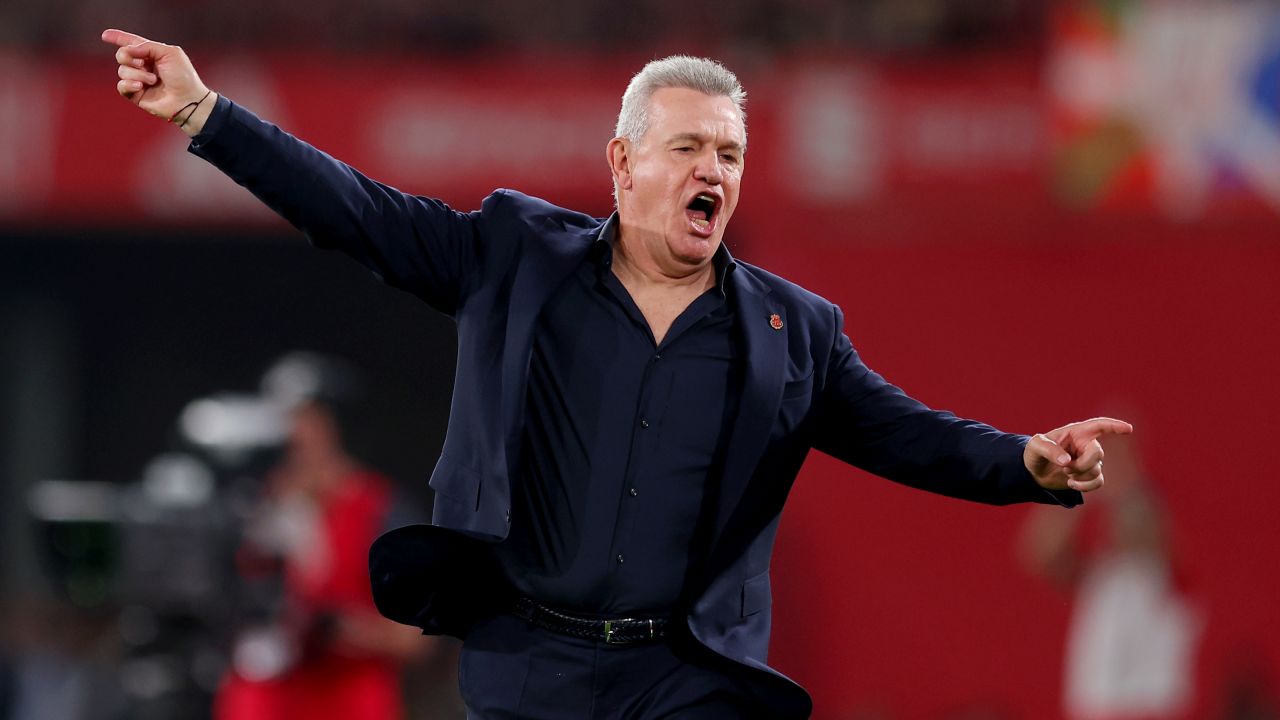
left=684, top=192, right=720, bottom=237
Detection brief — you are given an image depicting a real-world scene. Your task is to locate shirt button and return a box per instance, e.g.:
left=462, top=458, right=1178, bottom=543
left=616, top=554, right=625, bottom=564
left=505, top=508, right=511, bottom=523
left=653, top=354, right=662, bottom=361
left=629, top=487, right=638, bottom=497
left=640, top=419, right=650, bottom=428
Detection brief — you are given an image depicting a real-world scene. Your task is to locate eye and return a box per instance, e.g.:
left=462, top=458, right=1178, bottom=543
left=720, top=153, right=740, bottom=164
left=674, top=146, right=695, bottom=153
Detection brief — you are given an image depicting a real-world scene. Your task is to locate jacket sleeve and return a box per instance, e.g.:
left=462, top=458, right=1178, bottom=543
left=188, top=95, right=490, bottom=317
left=811, top=304, right=1080, bottom=507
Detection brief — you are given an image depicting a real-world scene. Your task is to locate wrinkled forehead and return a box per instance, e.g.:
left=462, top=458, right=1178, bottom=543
left=644, top=87, right=746, bottom=146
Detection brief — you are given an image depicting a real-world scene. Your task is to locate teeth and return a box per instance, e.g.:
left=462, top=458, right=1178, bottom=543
left=692, top=218, right=709, bottom=230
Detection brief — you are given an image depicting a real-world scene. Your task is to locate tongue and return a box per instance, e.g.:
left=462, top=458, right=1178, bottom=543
left=686, top=208, right=709, bottom=221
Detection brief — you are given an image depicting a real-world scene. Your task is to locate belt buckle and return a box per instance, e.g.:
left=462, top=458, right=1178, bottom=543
left=603, top=618, right=655, bottom=645
left=603, top=619, right=626, bottom=645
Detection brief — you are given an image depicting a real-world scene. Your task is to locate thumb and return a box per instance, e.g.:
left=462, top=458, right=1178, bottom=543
left=1026, top=433, right=1071, bottom=468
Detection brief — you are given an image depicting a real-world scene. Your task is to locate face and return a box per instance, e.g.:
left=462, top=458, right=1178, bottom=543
left=610, top=87, right=745, bottom=273
left=288, top=402, right=340, bottom=458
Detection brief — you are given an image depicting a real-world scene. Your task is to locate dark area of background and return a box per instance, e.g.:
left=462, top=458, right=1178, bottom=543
left=1, top=232, right=455, bottom=493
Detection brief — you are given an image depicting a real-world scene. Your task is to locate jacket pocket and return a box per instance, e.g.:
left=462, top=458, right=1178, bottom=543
left=781, top=372, right=814, bottom=401
left=741, top=570, right=772, bottom=617
left=429, top=453, right=483, bottom=510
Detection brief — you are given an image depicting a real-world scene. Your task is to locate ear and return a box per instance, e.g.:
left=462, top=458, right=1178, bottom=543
left=606, top=137, right=634, bottom=192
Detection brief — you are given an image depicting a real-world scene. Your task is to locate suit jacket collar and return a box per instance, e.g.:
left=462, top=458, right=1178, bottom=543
left=709, top=266, right=786, bottom=555
left=499, top=214, right=603, bottom=465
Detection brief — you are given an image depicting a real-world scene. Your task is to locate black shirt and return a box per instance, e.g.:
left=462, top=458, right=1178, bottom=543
left=495, top=219, right=741, bottom=616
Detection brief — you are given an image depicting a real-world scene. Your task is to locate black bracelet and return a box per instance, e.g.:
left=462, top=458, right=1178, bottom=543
left=169, top=89, right=212, bottom=128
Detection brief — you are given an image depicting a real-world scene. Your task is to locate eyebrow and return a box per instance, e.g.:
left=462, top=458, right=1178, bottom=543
left=665, top=132, right=745, bottom=153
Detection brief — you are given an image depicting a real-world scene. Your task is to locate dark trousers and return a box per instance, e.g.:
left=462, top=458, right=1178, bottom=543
left=459, top=613, right=756, bottom=719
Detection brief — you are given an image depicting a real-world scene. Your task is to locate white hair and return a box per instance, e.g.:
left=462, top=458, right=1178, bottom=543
left=614, top=55, right=747, bottom=148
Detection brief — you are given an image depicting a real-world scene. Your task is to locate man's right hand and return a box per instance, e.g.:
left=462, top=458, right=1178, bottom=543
left=102, top=29, right=217, bottom=137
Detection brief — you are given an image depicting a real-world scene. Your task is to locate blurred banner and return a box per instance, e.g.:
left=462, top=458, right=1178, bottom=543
left=4, top=41, right=1277, bottom=229
left=1049, top=1, right=1280, bottom=219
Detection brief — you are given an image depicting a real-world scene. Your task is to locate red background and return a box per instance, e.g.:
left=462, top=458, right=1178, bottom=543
left=4, top=54, right=1277, bottom=718
left=761, top=218, right=1279, bottom=719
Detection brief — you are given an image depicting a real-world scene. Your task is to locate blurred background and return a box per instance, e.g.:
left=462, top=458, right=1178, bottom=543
left=2, top=0, right=1278, bottom=718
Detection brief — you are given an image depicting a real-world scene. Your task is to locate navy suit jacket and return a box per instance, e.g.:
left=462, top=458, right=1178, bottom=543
left=190, top=96, right=1079, bottom=718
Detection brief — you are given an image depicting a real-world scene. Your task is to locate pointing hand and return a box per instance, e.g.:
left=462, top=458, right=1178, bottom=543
left=1024, top=417, right=1134, bottom=493
left=102, top=28, right=216, bottom=135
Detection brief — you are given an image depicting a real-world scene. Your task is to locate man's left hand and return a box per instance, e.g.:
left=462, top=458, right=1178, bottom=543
left=1024, top=417, right=1134, bottom=493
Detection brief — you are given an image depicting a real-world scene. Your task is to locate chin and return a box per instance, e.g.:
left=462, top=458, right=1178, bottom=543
left=672, top=240, right=718, bottom=267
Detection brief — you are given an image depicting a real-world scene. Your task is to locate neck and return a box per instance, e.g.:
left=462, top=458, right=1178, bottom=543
left=613, top=222, right=716, bottom=294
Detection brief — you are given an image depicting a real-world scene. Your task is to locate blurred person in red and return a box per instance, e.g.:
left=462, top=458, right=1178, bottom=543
left=1020, top=431, right=1202, bottom=720
left=215, top=353, right=429, bottom=720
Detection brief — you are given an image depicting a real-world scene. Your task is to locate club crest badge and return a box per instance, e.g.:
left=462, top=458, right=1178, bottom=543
left=769, top=313, right=783, bottom=330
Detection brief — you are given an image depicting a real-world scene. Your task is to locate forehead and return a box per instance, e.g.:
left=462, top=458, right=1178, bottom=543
left=644, top=87, right=744, bottom=144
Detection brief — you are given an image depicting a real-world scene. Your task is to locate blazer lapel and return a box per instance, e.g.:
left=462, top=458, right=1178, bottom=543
left=708, top=269, right=787, bottom=552
left=500, top=217, right=602, bottom=462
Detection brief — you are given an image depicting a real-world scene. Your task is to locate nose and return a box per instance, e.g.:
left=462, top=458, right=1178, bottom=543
left=694, top=149, right=723, bottom=185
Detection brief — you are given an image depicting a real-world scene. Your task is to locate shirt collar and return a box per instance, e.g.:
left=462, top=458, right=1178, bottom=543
left=593, top=213, right=737, bottom=297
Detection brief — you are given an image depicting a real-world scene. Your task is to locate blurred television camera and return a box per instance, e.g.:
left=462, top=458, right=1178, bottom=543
left=24, top=353, right=374, bottom=719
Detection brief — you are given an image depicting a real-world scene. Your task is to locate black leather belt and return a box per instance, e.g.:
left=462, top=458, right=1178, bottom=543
left=511, top=596, right=667, bottom=645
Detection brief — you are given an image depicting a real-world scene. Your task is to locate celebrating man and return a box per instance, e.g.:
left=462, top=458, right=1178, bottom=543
left=104, top=28, right=1131, bottom=719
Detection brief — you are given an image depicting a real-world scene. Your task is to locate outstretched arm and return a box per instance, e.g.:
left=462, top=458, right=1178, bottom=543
left=101, top=28, right=490, bottom=317
left=813, top=305, right=1131, bottom=505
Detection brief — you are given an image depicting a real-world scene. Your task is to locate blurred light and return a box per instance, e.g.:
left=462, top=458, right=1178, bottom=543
left=141, top=453, right=215, bottom=509
left=119, top=656, right=178, bottom=700
left=179, top=394, right=288, bottom=451
left=26, top=479, right=122, bottom=522
left=261, top=354, right=325, bottom=407
left=232, top=627, right=295, bottom=682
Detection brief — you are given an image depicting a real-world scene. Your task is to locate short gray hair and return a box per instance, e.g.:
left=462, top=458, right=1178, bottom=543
left=615, top=55, right=747, bottom=148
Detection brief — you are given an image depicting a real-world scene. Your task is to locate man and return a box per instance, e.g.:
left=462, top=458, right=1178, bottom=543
left=103, top=28, right=1130, bottom=719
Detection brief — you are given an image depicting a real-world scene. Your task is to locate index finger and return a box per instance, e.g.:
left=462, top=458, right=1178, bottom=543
left=1072, top=417, right=1134, bottom=439
left=101, top=28, right=150, bottom=47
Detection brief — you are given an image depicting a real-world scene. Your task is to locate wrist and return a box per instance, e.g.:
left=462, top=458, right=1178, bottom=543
left=178, top=90, right=217, bottom=137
